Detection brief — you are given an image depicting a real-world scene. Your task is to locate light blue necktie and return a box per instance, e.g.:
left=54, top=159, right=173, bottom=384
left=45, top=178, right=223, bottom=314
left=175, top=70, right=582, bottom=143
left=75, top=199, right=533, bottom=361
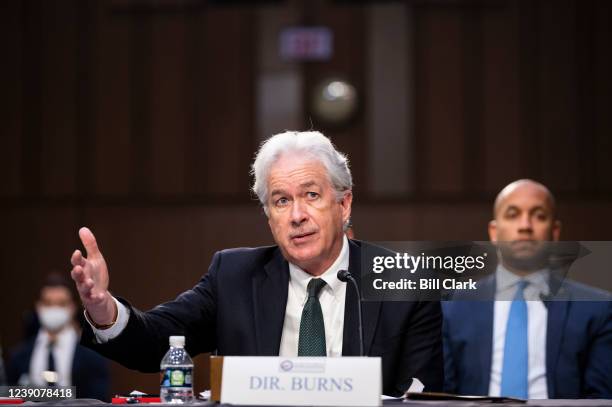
left=500, top=280, right=529, bottom=399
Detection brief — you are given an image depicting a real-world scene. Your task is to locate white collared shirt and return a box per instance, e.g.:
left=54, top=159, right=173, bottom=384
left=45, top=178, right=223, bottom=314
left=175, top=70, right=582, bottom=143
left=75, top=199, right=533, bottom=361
left=279, top=236, right=349, bottom=357
left=92, top=238, right=351, bottom=357
left=489, top=265, right=549, bottom=399
left=28, top=327, right=77, bottom=387
left=89, top=296, right=130, bottom=343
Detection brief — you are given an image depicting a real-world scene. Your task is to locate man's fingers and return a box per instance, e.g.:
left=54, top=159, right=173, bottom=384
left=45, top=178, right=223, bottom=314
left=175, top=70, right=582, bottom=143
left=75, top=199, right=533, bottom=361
left=75, top=279, right=93, bottom=298
left=72, top=227, right=110, bottom=309
left=71, top=250, right=85, bottom=267
left=84, top=277, right=95, bottom=291
left=74, top=274, right=98, bottom=300
left=82, top=290, right=106, bottom=306
left=79, top=227, right=101, bottom=259
left=72, top=267, right=89, bottom=288
left=71, top=265, right=86, bottom=283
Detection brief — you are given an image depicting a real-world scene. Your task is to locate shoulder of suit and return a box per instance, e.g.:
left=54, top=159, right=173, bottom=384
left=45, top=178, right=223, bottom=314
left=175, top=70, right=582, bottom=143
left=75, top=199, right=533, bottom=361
left=75, top=343, right=109, bottom=364
left=215, top=245, right=279, bottom=261
left=8, top=336, right=36, bottom=360
left=211, top=245, right=281, bottom=273
left=556, top=278, right=612, bottom=301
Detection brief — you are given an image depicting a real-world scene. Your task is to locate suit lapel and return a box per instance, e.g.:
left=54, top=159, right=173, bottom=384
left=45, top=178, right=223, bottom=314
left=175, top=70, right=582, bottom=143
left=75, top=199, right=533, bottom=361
left=343, top=240, right=381, bottom=356
left=72, top=345, right=81, bottom=385
left=545, top=276, right=570, bottom=398
left=253, top=248, right=290, bottom=356
left=474, top=277, right=496, bottom=394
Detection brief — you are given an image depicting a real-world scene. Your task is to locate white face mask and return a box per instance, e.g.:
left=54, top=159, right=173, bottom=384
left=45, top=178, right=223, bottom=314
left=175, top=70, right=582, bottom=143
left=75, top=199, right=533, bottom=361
left=38, top=306, right=71, bottom=331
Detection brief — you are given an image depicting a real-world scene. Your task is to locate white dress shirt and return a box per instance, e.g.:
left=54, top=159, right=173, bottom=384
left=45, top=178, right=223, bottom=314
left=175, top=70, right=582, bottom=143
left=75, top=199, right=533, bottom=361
left=28, top=327, right=77, bottom=387
left=279, top=236, right=349, bottom=357
left=90, top=296, right=131, bottom=343
left=489, top=265, right=549, bottom=399
left=92, top=237, right=350, bottom=357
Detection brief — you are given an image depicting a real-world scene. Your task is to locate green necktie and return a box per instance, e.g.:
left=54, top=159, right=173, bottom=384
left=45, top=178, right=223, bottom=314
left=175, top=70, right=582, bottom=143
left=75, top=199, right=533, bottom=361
left=298, top=278, right=327, bottom=356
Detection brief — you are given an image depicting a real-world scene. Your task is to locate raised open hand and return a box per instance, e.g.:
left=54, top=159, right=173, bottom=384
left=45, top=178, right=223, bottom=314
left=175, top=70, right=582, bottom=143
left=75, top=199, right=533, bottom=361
left=70, top=227, right=116, bottom=326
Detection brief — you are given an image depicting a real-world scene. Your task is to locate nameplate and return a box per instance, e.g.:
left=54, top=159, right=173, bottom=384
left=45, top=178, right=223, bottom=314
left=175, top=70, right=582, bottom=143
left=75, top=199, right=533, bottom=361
left=220, top=356, right=382, bottom=406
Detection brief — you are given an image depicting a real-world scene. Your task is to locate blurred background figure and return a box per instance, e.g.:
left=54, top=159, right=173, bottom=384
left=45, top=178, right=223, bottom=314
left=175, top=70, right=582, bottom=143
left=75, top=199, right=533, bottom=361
left=6, top=273, right=110, bottom=401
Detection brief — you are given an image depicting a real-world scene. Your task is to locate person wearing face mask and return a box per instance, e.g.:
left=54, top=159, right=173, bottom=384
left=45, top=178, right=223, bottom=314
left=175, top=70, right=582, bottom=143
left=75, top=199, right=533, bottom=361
left=6, top=273, right=110, bottom=400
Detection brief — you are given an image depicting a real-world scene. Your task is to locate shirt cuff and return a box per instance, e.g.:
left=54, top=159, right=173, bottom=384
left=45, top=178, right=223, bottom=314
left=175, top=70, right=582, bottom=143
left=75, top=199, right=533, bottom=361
left=85, top=296, right=130, bottom=343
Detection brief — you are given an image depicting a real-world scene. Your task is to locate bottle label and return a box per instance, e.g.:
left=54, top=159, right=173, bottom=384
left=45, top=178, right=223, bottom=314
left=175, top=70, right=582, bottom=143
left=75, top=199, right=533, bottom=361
left=160, top=367, right=193, bottom=388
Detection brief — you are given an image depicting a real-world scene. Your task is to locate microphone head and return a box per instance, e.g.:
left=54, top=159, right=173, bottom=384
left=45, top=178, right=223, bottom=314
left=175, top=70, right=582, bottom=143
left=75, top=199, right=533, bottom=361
left=337, top=269, right=351, bottom=282
left=539, top=292, right=553, bottom=302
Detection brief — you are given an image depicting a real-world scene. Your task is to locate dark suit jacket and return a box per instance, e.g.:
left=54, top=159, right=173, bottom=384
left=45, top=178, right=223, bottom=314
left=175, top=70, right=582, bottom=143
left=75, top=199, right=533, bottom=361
left=82, top=240, right=444, bottom=396
left=7, top=332, right=110, bottom=401
left=442, top=275, right=612, bottom=398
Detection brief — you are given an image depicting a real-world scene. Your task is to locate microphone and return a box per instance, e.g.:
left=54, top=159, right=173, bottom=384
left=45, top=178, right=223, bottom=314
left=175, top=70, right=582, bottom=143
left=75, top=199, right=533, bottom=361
left=539, top=291, right=559, bottom=308
left=337, top=269, right=364, bottom=356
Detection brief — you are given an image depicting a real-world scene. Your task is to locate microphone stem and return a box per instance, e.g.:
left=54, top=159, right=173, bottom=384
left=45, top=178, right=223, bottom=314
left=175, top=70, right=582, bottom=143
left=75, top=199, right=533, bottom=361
left=348, top=277, right=364, bottom=357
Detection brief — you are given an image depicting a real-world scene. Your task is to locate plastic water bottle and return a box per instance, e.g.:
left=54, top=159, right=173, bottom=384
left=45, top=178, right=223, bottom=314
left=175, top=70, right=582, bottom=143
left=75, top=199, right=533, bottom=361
left=160, top=336, right=194, bottom=403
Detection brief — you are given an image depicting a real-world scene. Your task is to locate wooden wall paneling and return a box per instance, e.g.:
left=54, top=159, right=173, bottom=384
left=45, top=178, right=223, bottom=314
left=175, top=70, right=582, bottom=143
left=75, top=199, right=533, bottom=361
left=197, top=8, right=255, bottom=198
left=40, top=0, right=77, bottom=197
left=303, top=4, right=368, bottom=199
left=461, top=6, right=485, bottom=194
left=80, top=205, right=270, bottom=311
left=517, top=0, right=541, bottom=180
left=21, top=0, right=44, bottom=197
left=352, top=204, right=421, bottom=241
left=482, top=1, right=521, bottom=193
left=366, top=3, right=412, bottom=198
left=594, top=1, right=612, bottom=193
left=150, top=14, right=187, bottom=196
left=184, top=12, right=207, bottom=196
left=82, top=207, right=202, bottom=309
left=538, top=0, right=580, bottom=192
left=410, top=4, right=424, bottom=196
left=198, top=204, right=272, bottom=251
left=414, top=6, right=465, bottom=195
left=0, top=1, right=23, bottom=197
left=560, top=202, right=612, bottom=240
left=418, top=202, right=490, bottom=240
left=75, top=0, right=97, bottom=200
left=129, top=15, right=153, bottom=196
left=93, top=2, right=133, bottom=196
left=575, top=0, right=597, bottom=192
left=548, top=203, right=612, bottom=290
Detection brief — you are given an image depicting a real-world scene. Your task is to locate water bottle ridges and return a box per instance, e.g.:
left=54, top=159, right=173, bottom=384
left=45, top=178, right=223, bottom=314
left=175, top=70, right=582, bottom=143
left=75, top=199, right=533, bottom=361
left=160, top=336, right=194, bottom=403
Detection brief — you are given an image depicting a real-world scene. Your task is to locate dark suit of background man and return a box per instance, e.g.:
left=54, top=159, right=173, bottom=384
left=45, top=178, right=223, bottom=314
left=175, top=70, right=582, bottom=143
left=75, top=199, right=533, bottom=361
left=443, top=180, right=612, bottom=399
left=6, top=274, right=110, bottom=400
left=69, top=130, right=443, bottom=397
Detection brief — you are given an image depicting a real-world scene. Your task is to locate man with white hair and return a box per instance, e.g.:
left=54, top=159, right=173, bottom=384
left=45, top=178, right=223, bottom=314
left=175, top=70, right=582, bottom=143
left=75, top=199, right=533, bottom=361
left=71, top=131, right=443, bottom=396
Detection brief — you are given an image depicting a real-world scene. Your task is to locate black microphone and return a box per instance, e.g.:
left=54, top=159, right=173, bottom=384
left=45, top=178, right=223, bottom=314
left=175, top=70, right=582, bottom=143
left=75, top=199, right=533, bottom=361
left=337, top=269, right=364, bottom=356
left=539, top=291, right=559, bottom=308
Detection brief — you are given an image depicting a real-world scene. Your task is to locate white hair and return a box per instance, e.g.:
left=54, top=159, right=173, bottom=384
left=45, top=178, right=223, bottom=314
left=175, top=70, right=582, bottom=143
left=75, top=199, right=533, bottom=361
left=251, top=131, right=353, bottom=215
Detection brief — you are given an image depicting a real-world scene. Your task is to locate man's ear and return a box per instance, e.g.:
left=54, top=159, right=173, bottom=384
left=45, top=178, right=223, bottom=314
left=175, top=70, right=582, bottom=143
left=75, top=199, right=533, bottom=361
left=488, top=220, right=498, bottom=242
left=340, top=191, right=353, bottom=225
left=552, top=220, right=562, bottom=241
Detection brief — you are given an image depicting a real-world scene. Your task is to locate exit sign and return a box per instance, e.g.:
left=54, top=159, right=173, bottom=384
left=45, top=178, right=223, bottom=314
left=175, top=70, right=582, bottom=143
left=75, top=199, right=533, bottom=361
left=279, top=27, right=333, bottom=61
